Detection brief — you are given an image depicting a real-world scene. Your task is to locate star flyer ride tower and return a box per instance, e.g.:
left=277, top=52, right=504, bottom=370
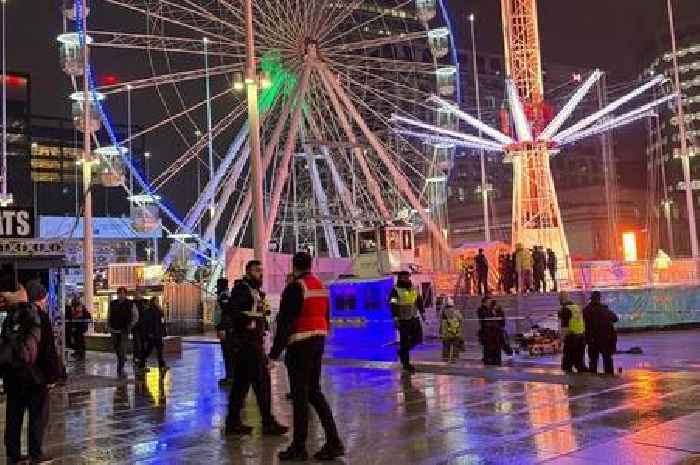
left=394, top=0, right=676, bottom=282
left=500, top=0, right=569, bottom=275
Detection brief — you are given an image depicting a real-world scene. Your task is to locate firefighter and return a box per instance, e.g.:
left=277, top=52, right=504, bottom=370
left=390, top=271, right=426, bottom=374
left=222, top=260, right=287, bottom=436
left=270, top=252, right=344, bottom=461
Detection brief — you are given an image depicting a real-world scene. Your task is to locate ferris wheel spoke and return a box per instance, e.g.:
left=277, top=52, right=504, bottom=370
left=318, top=61, right=451, bottom=254
left=328, top=62, right=435, bottom=117
left=122, top=85, right=237, bottom=151
left=97, top=64, right=241, bottom=95
left=161, top=0, right=247, bottom=38
left=152, top=102, right=246, bottom=191
left=88, top=30, right=243, bottom=57
left=330, top=69, right=436, bottom=173
left=323, top=0, right=413, bottom=49
left=103, top=0, right=240, bottom=45
left=264, top=64, right=313, bottom=245
left=315, top=0, right=366, bottom=44
left=313, top=66, right=391, bottom=221
left=322, top=30, right=429, bottom=54
left=324, top=53, right=437, bottom=74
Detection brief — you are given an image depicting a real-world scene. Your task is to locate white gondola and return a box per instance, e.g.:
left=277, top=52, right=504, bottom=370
left=435, top=107, right=456, bottom=131
left=128, top=194, right=161, bottom=233
left=436, top=66, right=457, bottom=97
left=62, top=0, right=90, bottom=20
left=70, top=91, right=105, bottom=134
left=352, top=225, right=416, bottom=277
left=427, top=27, right=450, bottom=59
left=93, top=145, right=126, bottom=187
left=57, top=33, right=92, bottom=77
left=415, top=0, right=437, bottom=24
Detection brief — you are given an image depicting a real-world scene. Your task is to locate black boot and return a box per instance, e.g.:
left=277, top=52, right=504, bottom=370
left=225, top=423, right=253, bottom=435
left=262, top=419, right=289, bottom=436
left=313, top=441, right=345, bottom=461
left=279, top=446, right=308, bottom=461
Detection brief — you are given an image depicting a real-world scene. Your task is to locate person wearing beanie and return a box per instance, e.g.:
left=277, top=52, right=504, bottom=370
left=2, top=280, right=60, bottom=464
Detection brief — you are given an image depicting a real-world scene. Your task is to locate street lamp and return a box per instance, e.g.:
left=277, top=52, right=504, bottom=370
left=144, top=151, right=151, bottom=182
left=469, top=13, right=489, bottom=242
left=0, top=0, right=13, bottom=207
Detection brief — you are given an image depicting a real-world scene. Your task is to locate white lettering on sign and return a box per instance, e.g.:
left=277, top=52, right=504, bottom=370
left=0, top=208, right=35, bottom=238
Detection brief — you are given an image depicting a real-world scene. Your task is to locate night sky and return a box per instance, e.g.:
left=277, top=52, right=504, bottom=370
left=6, top=0, right=700, bottom=213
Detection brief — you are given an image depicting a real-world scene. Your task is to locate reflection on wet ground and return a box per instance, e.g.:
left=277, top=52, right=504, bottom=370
left=1, top=333, right=700, bottom=464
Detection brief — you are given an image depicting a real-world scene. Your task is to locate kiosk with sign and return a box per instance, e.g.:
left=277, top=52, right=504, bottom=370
left=0, top=207, right=68, bottom=368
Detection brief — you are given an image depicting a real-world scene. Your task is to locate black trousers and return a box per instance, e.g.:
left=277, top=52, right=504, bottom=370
left=132, top=329, right=144, bottom=365
left=534, top=270, right=546, bottom=292
left=5, top=384, right=49, bottom=461
left=73, top=330, right=86, bottom=357
left=562, top=333, right=587, bottom=373
left=397, top=318, right=423, bottom=369
left=285, top=337, right=340, bottom=449
left=588, top=344, right=614, bottom=374
left=476, top=272, right=488, bottom=295
left=548, top=268, right=557, bottom=291
left=111, top=331, right=128, bottom=372
left=221, top=336, right=235, bottom=380
left=226, top=345, right=274, bottom=427
left=140, top=336, right=166, bottom=368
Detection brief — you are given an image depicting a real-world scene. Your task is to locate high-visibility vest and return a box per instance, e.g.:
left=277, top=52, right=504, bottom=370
left=566, top=303, right=585, bottom=335
left=392, top=287, right=419, bottom=320
left=290, top=274, right=329, bottom=344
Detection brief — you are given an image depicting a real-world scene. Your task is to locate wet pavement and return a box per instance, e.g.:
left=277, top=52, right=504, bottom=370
left=2, top=331, right=700, bottom=464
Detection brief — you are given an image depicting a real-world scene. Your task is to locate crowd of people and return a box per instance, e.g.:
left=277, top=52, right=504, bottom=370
left=0, top=253, right=623, bottom=464
left=107, top=287, right=168, bottom=378
left=461, top=245, right=558, bottom=296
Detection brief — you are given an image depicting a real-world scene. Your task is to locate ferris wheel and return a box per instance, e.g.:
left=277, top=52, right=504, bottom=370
left=57, top=0, right=462, bottom=284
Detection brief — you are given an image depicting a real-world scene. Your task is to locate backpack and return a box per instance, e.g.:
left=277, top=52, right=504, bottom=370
left=0, top=303, right=43, bottom=384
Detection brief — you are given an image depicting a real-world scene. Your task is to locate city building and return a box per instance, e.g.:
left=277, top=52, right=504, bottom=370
left=643, top=22, right=700, bottom=257
left=2, top=72, right=147, bottom=218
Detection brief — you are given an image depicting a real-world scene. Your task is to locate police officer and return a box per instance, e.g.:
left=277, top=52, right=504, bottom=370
left=223, top=260, right=287, bottom=436
left=390, top=271, right=425, bottom=374
left=558, top=292, right=586, bottom=373
left=270, top=252, right=344, bottom=462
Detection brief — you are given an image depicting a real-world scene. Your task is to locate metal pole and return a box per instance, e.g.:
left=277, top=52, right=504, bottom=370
left=667, top=0, right=698, bottom=257
left=0, top=0, right=11, bottom=206
left=81, top=0, right=94, bottom=315
left=655, top=113, right=675, bottom=255
left=204, top=37, right=215, bottom=250
left=244, top=0, right=266, bottom=263
left=470, top=14, right=489, bottom=242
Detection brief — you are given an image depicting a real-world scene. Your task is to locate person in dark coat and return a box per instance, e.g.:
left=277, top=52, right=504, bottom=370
left=546, top=249, right=558, bottom=292
left=532, top=246, right=547, bottom=293
left=1, top=281, right=60, bottom=465
left=583, top=291, right=618, bottom=375
left=68, top=296, right=91, bottom=361
left=477, top=297, right=502, bottom=365
left=492, top=300, right=513, bottom=356
left=223, top=260, right=287, bottom=436
left=214, top=278, right=234, bottom=386
left=107, top=287, right=137, bottom=377
left=138, top=297, right=168, bottom=374
left=131, top=288, right=149, bottom=369
left=475, top=249, right=489, bottom=295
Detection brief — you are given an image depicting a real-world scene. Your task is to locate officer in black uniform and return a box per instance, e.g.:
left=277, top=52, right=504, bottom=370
left=222, top=260, right=287, bottom=436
